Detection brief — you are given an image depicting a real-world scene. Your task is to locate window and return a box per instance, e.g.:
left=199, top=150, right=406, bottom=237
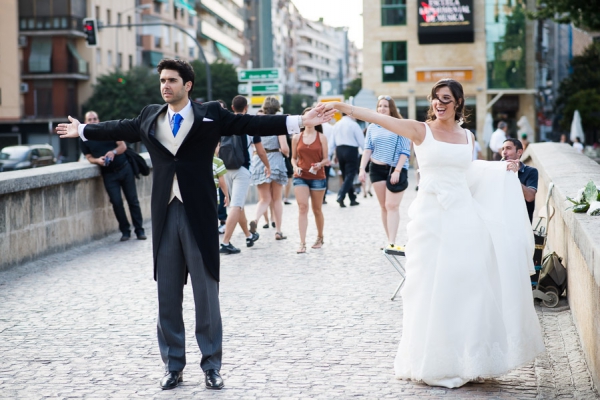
left=106, top=9, right=111, bottom=25
left=381, top=0, right=406, bottom=26
left=117, top=52, right=122, bottom=68
left=95, top=6, right=100, bottom=19
left=96, top=48, right=101, bottom=65
left=128, top=54, right=133, bottom=69
left=154, top=2, right=161, bottom=13
left=107, top=50, right=113, bottom=67
left=117, top=13, right=121, bottom=25
left=381, top=41, right=407, bottom=82
left=127, top=15, right=132, bottom=31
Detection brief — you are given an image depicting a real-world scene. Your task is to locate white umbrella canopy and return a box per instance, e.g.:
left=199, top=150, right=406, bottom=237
left=517, top=115, right=535, bottom=143
left=570, top=110, right=585, bottom=143
left=483, top=112, right=494, bottom=148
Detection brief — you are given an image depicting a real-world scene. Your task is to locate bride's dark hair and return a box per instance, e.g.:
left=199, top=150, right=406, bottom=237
left=426, top=79, right=470, bottom=124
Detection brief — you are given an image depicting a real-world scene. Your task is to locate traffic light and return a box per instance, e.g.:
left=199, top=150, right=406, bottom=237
left=83, top=18, right=98, bottom=47
left=117, top=77, right=126, bottom=84
left=314, top=81, right=321, bottom=94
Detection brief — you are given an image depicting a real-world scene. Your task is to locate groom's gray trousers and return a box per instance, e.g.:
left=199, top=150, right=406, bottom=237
left=156, top=199, right=222, bottom=373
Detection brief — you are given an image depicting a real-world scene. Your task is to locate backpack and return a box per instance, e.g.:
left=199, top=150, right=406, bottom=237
left=219, top=135, right=246, bottom=169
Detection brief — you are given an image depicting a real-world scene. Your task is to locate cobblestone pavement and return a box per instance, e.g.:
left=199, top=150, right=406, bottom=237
left=0, top=172, right=598, bottom=399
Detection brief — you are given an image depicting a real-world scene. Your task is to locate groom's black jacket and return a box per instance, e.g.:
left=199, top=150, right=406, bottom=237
left=84, top=101, right=288, bottom=282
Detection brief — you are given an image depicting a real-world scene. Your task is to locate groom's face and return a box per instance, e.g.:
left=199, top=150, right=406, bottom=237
left=160, top=69, right=191, bottom=105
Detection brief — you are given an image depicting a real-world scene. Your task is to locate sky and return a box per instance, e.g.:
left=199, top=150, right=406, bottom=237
left=291, top=0, right=363, bottom=49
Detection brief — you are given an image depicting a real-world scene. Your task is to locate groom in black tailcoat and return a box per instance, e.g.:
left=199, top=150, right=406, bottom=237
left=56, top=59, right=333, bottom=391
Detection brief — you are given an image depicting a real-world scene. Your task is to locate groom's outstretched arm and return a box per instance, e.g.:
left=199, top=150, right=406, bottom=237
left=56, top=109, right=145, bottom=143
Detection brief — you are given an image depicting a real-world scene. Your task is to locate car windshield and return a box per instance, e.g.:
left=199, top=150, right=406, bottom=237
left=0, top=147, right=28, bottom=160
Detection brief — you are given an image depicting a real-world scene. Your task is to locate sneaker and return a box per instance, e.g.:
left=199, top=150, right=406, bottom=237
left=385, top=244, right=405, bottom=256
left=219, top=243, right=240, bottom=254
left=218, top=224, right=226, bottom=234
left=283, top=198, right=291, bottom=205
left=246, top=232, right=260, bottom=247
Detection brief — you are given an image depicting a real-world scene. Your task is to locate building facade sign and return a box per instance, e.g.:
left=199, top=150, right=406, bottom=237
left=417, top=0, right=474, bottom=44
left=416, top=68, right=473, bottom=82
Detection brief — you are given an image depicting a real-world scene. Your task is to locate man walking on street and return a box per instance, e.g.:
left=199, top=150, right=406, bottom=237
left=219, top=95, right=270, bottom=254
left=80, top=111, right=146, bottom=241
left=56, top=59, right=333, bottom=391
left=329, top=113, right=364, bottom=207
left=489, top=121, right=508, bottom=161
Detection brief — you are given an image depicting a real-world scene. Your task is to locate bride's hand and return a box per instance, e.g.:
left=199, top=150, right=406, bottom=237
left=506, top=160, right=519, bottom=172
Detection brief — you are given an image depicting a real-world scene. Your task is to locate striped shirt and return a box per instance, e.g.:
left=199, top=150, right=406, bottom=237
left=365, top=124, right=411, bottom=169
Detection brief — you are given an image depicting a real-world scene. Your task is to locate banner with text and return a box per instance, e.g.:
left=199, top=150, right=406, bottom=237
left=417, top=0, right=474, bottom=45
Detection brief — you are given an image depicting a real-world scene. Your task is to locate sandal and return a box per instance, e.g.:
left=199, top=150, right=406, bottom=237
left=297, top=243, right=306, bottom=254
left=311, top=236, right=324, bottom=249
left=275, top=232, right=287, bottom=240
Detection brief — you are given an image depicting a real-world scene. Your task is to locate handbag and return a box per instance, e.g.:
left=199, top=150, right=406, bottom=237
left=386, top=137, right=408, bottom=193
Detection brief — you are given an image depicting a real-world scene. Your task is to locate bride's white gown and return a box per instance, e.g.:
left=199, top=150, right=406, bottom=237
left=394, top=123, right=545, bottom=388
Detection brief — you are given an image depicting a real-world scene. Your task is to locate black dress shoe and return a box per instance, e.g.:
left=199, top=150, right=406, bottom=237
left=136, top=233, right=147, bottom=240
left=350, top=200, right=360, bottom=206
left=205, top=369, right=224, bottom=390
left=337, top=199, right=346, bottom=208
left=160, top=371, right=183, bottom=390
left=120, top=235, right=130, bottom=242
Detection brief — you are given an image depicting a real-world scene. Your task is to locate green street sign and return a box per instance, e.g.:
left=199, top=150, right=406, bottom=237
left=238, top=83, right=283, bottom=94
left=238, top=68, right=282, bottom=81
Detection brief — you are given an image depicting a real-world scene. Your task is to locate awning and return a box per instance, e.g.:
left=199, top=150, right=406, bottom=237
left=174, top=0, right=197, bottom=15
left=143, top=50, right=164, bottom=67
left=215, top=42, right=233, bottom=61
left=67, top=42, right=88, bottom=74
left=29, top=37, right=53, bottom=73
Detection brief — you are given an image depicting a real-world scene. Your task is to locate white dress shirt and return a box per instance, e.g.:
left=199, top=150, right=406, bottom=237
left=489, top=129, right=507, bottom=153
left=329, top=116, right=364, bottom=157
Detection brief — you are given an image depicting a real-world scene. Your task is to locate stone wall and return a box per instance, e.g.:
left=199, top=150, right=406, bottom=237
left=0, top=156, right=153, bottom=270
left=523, top=143, right=600, bottom=391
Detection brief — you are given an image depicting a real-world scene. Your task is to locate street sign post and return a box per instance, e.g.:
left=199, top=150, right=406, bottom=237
left=238, top=68, right=282, bottom=82
left=238, top=83, right=283, bottom=95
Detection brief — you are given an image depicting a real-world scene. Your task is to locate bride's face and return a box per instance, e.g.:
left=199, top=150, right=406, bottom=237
left=431, top=86, right=456, bottom=121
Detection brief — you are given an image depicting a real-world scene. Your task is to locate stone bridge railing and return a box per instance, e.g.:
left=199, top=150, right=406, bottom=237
left=0, top=155, right=153, bottom=270
left=524, top=142, right=600, bottom=390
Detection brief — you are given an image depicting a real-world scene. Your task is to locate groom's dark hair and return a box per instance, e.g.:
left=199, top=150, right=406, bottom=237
left=157, top=59, right=195, bottom=98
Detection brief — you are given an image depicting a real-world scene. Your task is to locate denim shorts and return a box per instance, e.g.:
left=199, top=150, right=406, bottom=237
left=292, top=177, right=327, bottom=191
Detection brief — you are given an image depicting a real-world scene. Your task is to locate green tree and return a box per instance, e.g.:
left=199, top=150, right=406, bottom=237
left=343, top=77, right=362, bottom=99
left=83, top=67, right=163, bottom=120
left=190, top=60, right=239, bottom=106
left=556, top=42, right=600, bottom=141
left=284, top=94, right=315, bottom=115
left=528, top=0, right=600, bottom=31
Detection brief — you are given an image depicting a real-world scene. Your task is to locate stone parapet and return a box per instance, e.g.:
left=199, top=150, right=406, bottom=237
left=523, top=142, right=600, bottom=391
left=0, top=155, right=153, bottom=270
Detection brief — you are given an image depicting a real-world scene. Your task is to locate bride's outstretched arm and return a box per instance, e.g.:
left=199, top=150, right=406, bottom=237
left=322, top=102, right=425, bottom=144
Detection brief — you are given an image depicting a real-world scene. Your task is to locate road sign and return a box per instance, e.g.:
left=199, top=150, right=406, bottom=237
left=238, top=83, right=283, bottom=94
left=318, top=96, right=345, bottom=122
left=248, top=95, right=282, bottom=106
left=238, top=68, right=282, bottom=81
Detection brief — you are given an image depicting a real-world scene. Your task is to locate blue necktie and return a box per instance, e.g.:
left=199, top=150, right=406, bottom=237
left=172, top=113, right=183, bottom=137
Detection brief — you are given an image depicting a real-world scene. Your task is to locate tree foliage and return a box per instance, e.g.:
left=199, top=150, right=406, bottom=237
left=190, top=60, right=239, bottom=107
left=83, top=67, right=163, bottom=120
left=528, top=0, right=600, bottom=31
left=556, top=42, right=600, bottom=137
left=343, top=77, right=362, bottom=99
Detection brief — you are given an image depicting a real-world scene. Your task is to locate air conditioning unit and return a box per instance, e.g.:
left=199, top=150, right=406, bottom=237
left=18, top=35, right=27, bottom=48
left=20, top=83, right=29, bottom=94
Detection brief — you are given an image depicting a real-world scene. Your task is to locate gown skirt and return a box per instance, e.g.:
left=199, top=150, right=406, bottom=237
left=394, top=124, right=545, bottom=388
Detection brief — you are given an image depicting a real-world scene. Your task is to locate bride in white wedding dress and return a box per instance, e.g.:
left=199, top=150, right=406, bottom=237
left=324, top=79, right=545, bottom=388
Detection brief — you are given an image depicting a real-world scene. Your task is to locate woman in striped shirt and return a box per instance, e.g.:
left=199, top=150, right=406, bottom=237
left=359, top=96, right=411, bottom=251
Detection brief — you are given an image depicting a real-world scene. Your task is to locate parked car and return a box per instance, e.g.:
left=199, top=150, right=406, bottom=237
left=0, top=145, right=56, bottom=172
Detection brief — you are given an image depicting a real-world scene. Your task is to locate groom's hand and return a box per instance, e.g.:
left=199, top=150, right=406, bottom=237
left=301, top=104, right=336, bottom=127
left=55, top=116, right=81, bottom=139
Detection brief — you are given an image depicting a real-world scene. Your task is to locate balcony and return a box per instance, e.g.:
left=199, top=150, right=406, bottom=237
left=200, top=0, right=244, bottom=32
left=19, top=16, right=85, bottom=37
left=198, top=18, right=244, bottom=56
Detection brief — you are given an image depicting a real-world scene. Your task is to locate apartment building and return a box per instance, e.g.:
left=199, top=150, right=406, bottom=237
left=197, top=0, right=245, bottom=65
left=244, top=0, right=360, bottom=100
left=0, top=0, right=21, bottom=151
left=138, top=0, right=198, bottom=67
left=362, top=0, right=537, bottom=144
